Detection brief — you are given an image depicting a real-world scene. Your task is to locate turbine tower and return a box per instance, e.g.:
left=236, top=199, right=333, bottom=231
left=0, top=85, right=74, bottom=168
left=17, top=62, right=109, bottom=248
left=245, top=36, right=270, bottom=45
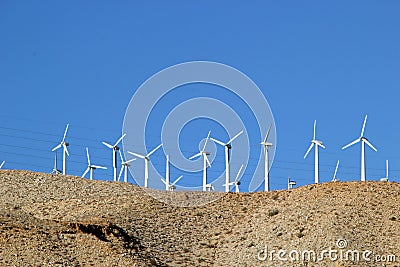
left=128, top=143, right=163, bottom=188
left=189, top=131, right=212, bottom=192
left=82, top=147, right=107, bottom=180
left=52, top=124, right=70, bottom=175
left=342, top=115, right=377, bottom=181
left=222, top=164, right=244, bottom=193
left=102, top=133, right=126, bottom=182
left=260, top=124, right=273, bottom=192
left=304, top=120, right=325, bottom=184
left=211, top=130, right=243, bottom=192
left=118, top=150, right=136, bottom=183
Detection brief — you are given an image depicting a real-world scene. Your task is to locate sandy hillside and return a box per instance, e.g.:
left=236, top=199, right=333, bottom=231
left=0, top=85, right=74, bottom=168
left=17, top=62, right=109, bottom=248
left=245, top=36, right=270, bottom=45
left=0, top=170, right=399, bottom=266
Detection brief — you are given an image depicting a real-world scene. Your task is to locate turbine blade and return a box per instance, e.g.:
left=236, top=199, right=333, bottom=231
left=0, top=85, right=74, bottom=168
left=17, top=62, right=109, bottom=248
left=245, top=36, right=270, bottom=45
left=189, top=152, right=202, bottom=160
left=171, top=175, right=183, bottom=186
left=114, top=133, right=126, bottom=147
left=304, top=143, right=314, bottom=159
left=263, top=123, right=272, bottom=143
left=63, top=144, right=70, bottom=156
left=147, top=143, right=163, bottom=157
left=118, top=167, right=124, bottom=181
left=62, top=123, right=69, bottom=143
left=202, top=131, right=211, bottom=151
left=318, top=143, right=326, bottom=149
left=93, top=165, right=107, bottom=169
left=128, top=151, right=146, bottom=159
left=0, top=161, right=5, bottom=169
left=313, top=120, right=316, bottom=140
left=118, top=149, right=124, bottom=162
left=82, top=167, right=90, bottom=178
left=342, top=138, right=360, bottom=150
left=234, top=164, right=244, bottom=182
left=210, top=138, right=226, bottom=146
left=52, top=143, right=62, bottom=151
left=102, top=142, right=114, bottom=149
left=125, top=158, right=136, bottom=164
left=86, top=147, right=91, bottom=165
left=227, top=130, right=243, bottom=144
left=360, top=115, right=367, bottom=137
left=333, top=160, right=339, bottom=180
left=364, top=139, right=378, bottom=152
left=205, top=154, right=212, bottom=168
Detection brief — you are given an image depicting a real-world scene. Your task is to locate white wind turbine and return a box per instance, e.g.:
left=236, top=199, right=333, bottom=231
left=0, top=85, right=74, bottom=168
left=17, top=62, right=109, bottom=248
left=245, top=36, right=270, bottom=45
left=211, top=130, right=243, bottom=192
left=222, top=164, right=244, bottom=193
left=304, top=120, right=325, bottom=184
left=0, top=161, right=5, bottom=169
left=128, top=143, right=163, bottom=188
left=162, top=155, right=184, bottom=191
left=342, top=115, right=377, bottom=182
left=102, top=133, right=126, bottom=182
left=82, top=147, right=107, bottom=180
left=189, top=131, right=212, bottom=192
left=118, top=150, right=136, bottom=183
left=161, top=176, right=183, bottom=191
left=51, top=152, right=62, bottom=174
left=288, top=177, right=296, bottom=189
left=380, top=160, right=389, bottom=182
left=260, top=124, right=273, bottom=192
left=52, top=124, right=70, bottom=175
left=332, top=160, right=340, bottom=182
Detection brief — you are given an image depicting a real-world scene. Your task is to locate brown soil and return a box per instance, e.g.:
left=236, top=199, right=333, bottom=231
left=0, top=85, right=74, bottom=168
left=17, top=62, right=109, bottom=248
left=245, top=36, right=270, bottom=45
left=0, top=170, right=399, bottom=266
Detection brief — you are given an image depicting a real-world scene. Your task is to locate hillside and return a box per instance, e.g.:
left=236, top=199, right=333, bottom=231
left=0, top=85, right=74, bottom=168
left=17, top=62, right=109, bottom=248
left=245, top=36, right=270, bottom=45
left=0, top=170, right=398, bottom=266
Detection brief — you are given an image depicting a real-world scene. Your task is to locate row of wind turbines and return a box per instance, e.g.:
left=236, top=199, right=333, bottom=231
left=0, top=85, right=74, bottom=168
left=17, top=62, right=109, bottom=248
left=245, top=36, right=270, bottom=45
left=303, top=115, right=390, bottom=185
left=49, top=114, right=390, bottom=193
left=49, top=122, right=275, bottom=193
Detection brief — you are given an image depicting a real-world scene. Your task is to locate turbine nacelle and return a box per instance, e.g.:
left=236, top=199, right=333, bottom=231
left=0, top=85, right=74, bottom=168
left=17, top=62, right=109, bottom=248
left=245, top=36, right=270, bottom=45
left=260, top=141, right=273, bottom=147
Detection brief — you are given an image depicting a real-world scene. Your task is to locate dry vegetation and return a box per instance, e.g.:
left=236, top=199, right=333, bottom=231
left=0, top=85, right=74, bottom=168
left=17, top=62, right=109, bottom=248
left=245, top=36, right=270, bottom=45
left=0, top=170, right=399, bottom=266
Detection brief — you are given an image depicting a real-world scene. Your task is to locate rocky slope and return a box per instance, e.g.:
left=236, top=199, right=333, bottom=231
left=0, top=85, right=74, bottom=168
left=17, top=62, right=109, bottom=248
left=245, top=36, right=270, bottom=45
left=0, top=170, right=399, bottom=266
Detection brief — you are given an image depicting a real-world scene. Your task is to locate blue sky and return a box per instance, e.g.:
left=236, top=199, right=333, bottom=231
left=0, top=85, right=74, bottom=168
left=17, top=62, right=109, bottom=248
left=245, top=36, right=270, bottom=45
left=0, top=1, right=399, bottom=191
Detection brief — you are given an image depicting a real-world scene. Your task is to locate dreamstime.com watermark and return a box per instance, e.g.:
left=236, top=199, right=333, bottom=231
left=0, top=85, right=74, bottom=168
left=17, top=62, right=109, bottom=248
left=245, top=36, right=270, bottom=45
left=257, top=239, right=397, bottom=263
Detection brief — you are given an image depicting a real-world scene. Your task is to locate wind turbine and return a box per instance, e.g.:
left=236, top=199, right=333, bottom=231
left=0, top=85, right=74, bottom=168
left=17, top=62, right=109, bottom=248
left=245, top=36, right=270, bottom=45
left=211, top=130, right=243, bottom=192
left=52, top=124, right=70, bottom=175
left=118, top=150, right=136, bottom=183
left=82, top=147, right=107, bottom=180
left=51, top=152, right=62, bottom=174
left=380, top=160, right=389, bottom=182
left=128, top=143, right=163, bottom=188
left=288, top=177, right=296, bottom=189
left=0, top=161, right=5, bottom=169
left=332, top=160, right=340, bottom=182
left=222, top=164, right=244, bottom=193
left=162, top=158, right=183, bottom=191
left=260, top=123, right=273, bottom=192
left=304, top=120, right=325, bottom=184
left=342, top=115, right=377, bottom=182
left=102, top=133, right=126, bottom=182
left=189, top=131, right=212, bottom=192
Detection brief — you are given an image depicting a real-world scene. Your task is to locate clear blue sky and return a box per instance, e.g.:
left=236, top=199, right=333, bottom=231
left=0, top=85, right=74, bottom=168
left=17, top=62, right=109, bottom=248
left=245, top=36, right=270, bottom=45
left=0, top=1, right=399, bottom=191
